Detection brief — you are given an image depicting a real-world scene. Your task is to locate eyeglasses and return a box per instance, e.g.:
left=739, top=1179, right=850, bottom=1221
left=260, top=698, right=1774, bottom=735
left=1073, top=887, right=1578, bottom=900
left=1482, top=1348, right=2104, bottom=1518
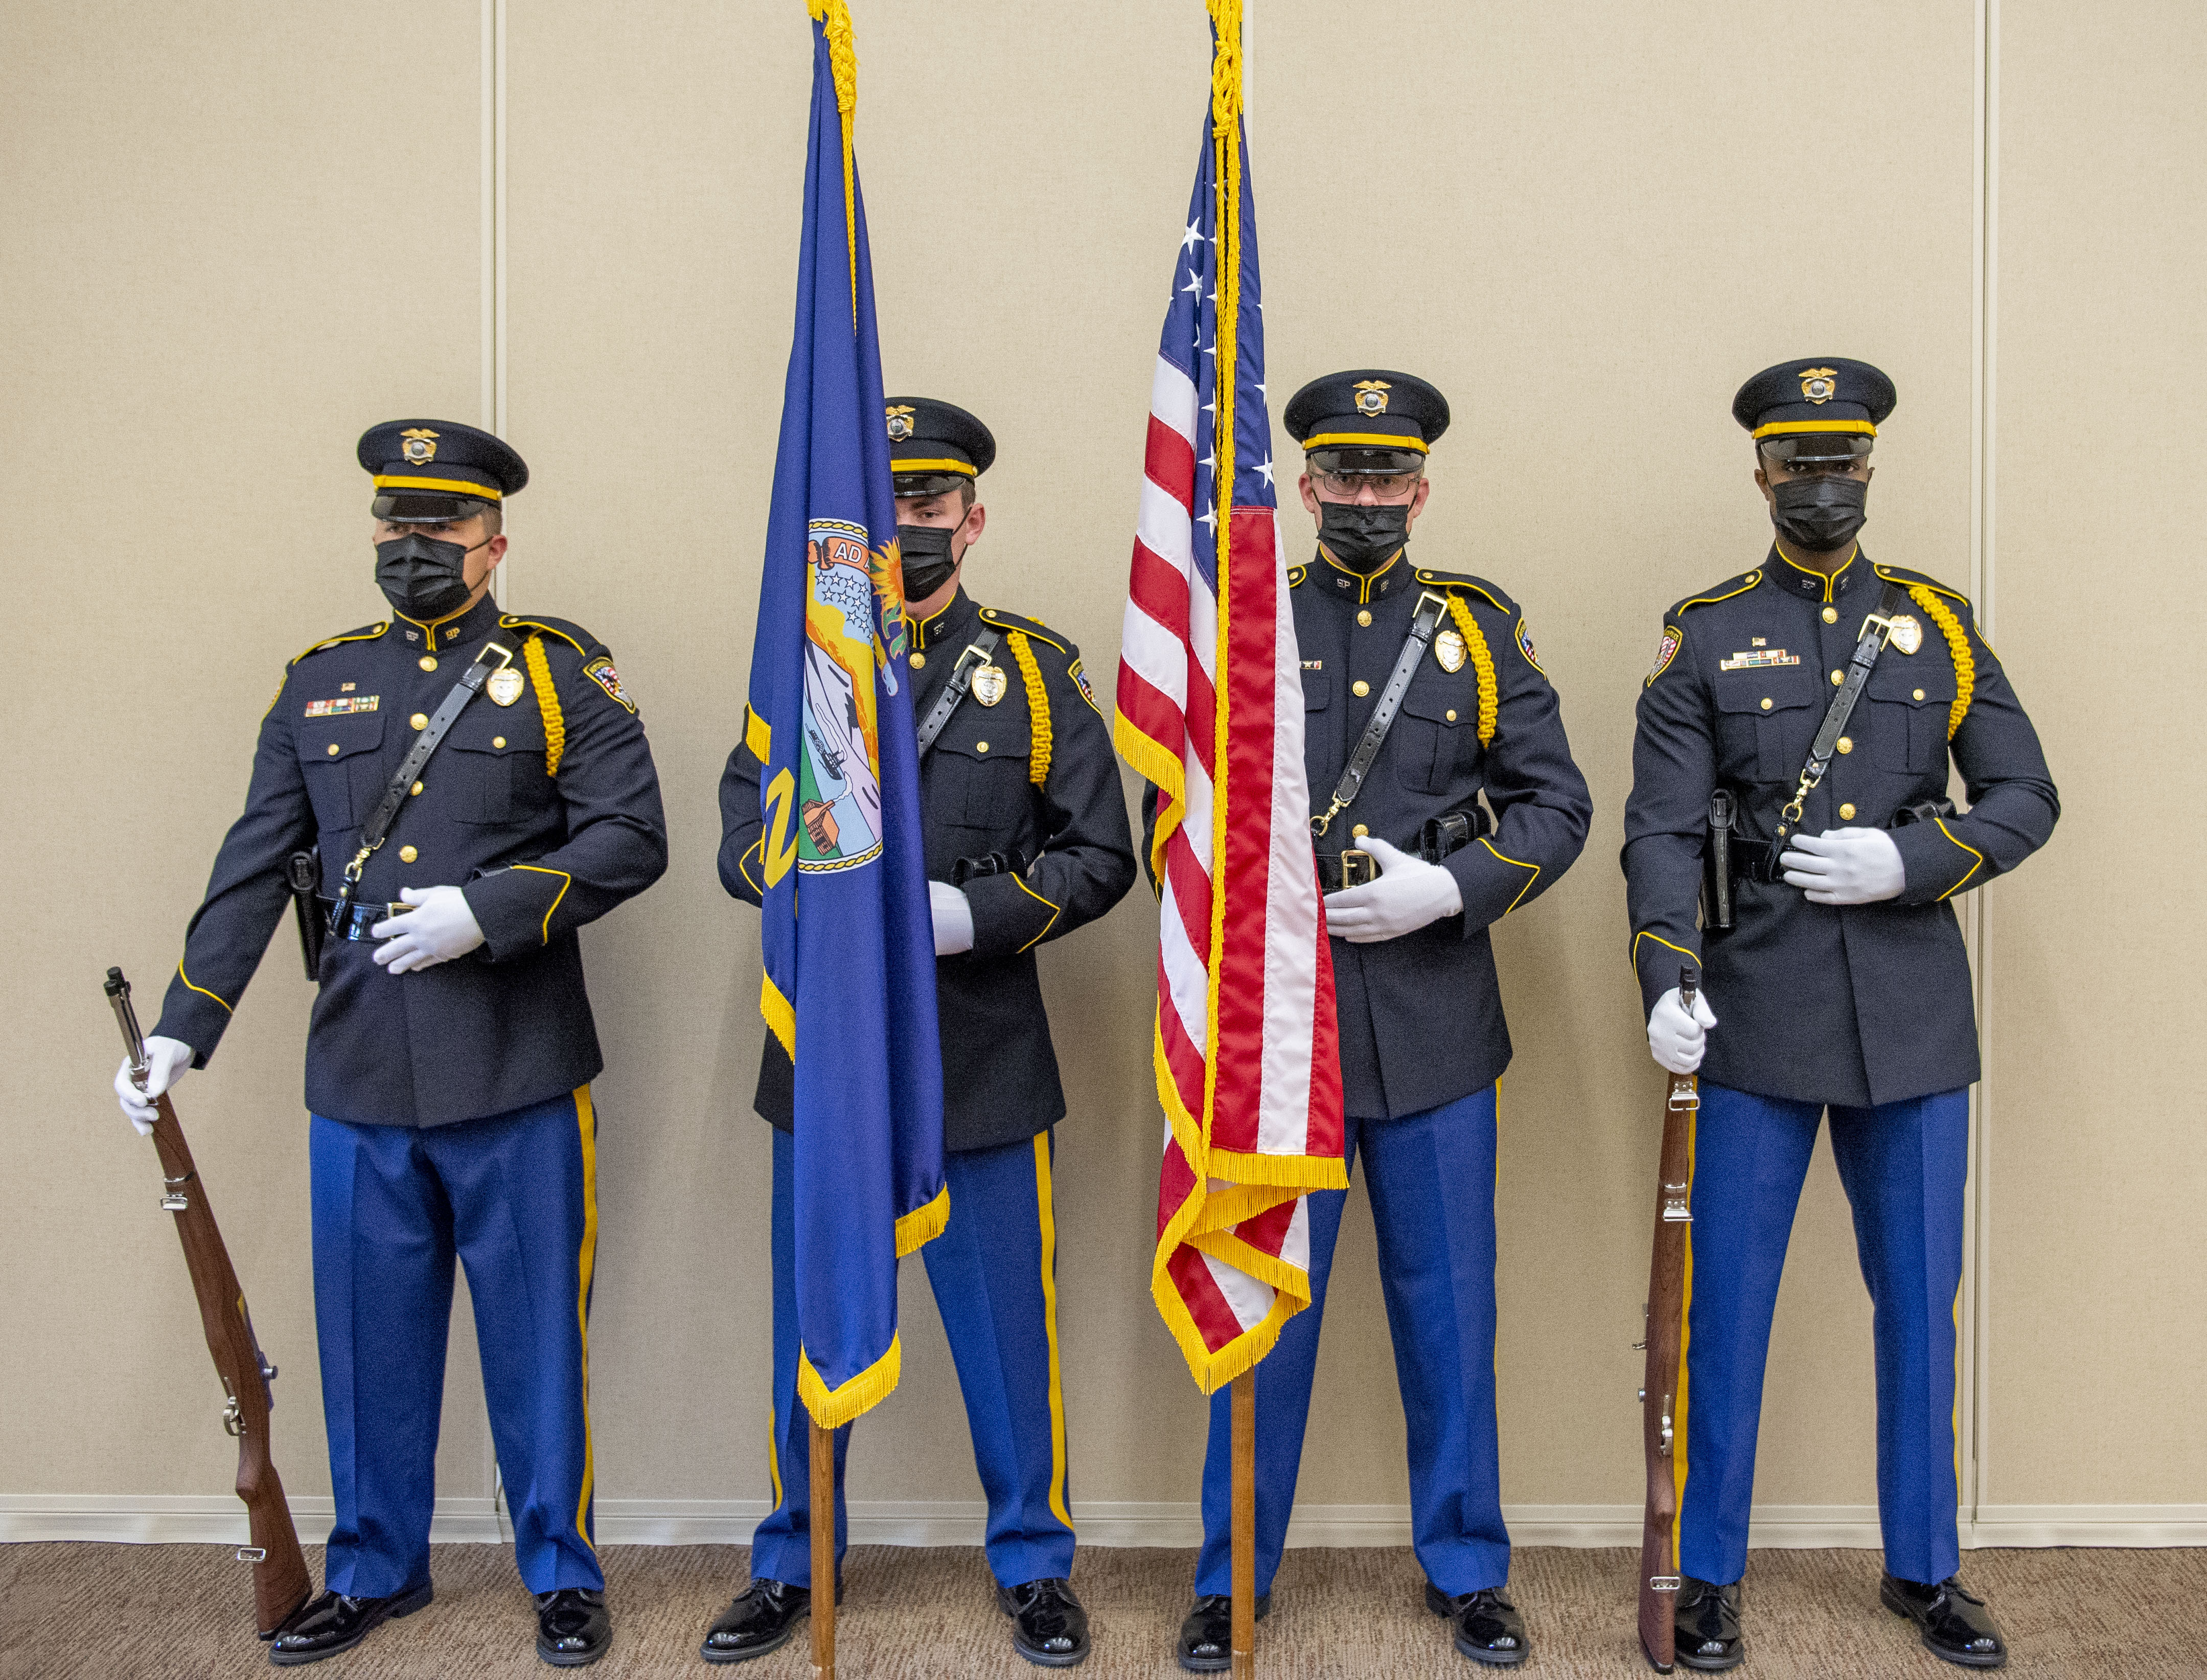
left=1309, top=469, right=1423, bottom=499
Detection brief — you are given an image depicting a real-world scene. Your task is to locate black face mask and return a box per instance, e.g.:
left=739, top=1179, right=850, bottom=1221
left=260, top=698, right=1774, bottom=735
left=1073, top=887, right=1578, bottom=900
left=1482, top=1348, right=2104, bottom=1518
left=1769, top=476, right=1868, bottom=553
left=375, top=533, right=477, bottom=619
left=1316, top=499, right=1411, bottom=573
left=896, top=523, right=960, bottom=604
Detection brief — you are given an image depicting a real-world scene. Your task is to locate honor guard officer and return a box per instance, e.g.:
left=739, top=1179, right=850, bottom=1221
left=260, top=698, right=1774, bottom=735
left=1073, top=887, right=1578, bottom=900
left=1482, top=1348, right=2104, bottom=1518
left=112, top=421, right=668, bottom=1669
left=1161, top=372, right=1592, bottom=1671
left=712, top=398, right=1136, bottom=1667
left=1623, top=360, right=2058, bottom=1671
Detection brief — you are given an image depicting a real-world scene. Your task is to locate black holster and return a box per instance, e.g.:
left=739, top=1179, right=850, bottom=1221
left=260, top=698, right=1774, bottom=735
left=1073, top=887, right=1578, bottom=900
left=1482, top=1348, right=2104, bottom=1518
left=1317, top=805, right=1488, bottom=891
left=286, top=849, right=325, bottom=980
left=951, top=847, right=1028, bottom=887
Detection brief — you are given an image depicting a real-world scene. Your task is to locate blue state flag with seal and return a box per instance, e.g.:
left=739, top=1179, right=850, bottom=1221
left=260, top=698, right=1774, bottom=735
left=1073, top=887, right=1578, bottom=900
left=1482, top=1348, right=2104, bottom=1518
left=747, top=0, right=947, bottom=1429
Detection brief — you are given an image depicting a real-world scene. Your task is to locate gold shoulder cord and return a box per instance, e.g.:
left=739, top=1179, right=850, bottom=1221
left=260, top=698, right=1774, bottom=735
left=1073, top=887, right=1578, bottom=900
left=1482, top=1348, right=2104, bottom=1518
left=1905, top=584, right=1975, bottom=738
left=523, top=636, right=566, bottom=775
left=1443, top=595, right=1498, bottom=747
left=1006, top=631, right=1052, bottom=785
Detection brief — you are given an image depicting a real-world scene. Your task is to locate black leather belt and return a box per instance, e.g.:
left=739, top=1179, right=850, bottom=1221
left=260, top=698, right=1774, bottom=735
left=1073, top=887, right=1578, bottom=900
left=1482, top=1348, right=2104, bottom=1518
left=316, top=896, right=409, bottom=941
left=1315, top=808, right=1487, bottom=891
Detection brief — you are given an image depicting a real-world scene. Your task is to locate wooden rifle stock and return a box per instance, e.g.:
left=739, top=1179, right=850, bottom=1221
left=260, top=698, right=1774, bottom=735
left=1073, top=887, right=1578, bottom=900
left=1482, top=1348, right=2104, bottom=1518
left=1637, top=964, right=1699, bottom=1673
left=105, top=968, right=311, bottom=1639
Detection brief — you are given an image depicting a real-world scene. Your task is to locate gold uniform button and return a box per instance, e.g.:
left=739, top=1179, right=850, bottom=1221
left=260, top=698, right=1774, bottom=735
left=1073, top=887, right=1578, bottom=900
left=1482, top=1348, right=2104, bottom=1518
left=1760, top=697, right=1773, bottom=711
left=1836, top=737, right=1853, bottom=754
left=492, top=736, right=506, bottom=749
left=1351, top=823, right=1369, bottom=838
left=410, top=781, right=424, bottom=796
left=1838, top=803, right=1857, bottom=821
left=1830, top=670, right=1845, bottom=686
left=326, top=743, right=341, bottom=756
left=410, top=712, right=429, bottom=730
left=399, top=845, right=418, bottom=864
left=1357, top=609, right=1373, bottom=627
left=1445, top=708, right=1458, bottom=722
left=910, top=651, right=927, bottom=669
left=419, top=656, right=438, bottom=672
left=976, top=741, right=990, bottom=753
left=1914, top=687, right=1926, bottom=701
left=1352, top=679, right=1371, bottom=698
left=1822, top=607, right=1838, bottom=624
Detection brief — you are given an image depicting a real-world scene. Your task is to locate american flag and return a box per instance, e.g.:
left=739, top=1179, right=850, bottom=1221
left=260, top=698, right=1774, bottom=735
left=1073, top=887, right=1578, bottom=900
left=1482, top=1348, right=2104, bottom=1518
left=1112, top=22, right=1346, bottom=1394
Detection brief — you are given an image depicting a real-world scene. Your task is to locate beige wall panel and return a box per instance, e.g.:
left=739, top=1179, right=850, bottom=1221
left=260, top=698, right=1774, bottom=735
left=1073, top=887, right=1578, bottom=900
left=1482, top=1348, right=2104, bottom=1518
left=0, top=6, right=491, bottom=1498
left=1987, top=2, right=2207, bottom=1504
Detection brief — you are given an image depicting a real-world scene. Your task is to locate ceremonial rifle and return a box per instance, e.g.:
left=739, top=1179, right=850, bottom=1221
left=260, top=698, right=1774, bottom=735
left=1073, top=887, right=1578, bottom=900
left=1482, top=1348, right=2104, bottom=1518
left=1637, top=963, right=1699, bottom=1673
left=105, top=966, right=311, bottom=1638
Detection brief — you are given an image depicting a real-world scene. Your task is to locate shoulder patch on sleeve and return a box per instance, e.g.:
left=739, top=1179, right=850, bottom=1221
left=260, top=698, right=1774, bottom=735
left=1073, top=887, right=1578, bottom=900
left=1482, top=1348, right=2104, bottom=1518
left=581, top=653, right=637, bottom=714
left=1514, top=617, right=1545, bottom=675
left=1067, top=656, right=1103, bottom=716
left=1647, top=623, right=1685, bottom=685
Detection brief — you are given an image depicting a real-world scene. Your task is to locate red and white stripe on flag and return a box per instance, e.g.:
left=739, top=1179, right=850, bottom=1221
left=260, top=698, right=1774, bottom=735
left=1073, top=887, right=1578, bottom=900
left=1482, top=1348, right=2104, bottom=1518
left=1115, top=362, right=1347, bottom=1394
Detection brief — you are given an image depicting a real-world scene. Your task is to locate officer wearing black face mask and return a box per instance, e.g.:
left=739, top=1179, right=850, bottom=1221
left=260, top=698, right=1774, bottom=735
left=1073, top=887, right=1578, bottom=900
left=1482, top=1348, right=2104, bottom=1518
left=1158, top=371, right=1591, bottom=1673
left=714, top=397, right=1135, bottom=1669
left=1623, top=361, right=2058, bottom=1671
left=111, top=418, right=666, bottom=1669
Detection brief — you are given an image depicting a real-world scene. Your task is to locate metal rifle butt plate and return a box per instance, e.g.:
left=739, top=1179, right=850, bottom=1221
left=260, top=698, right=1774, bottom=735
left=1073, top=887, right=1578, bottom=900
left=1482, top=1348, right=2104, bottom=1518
left=1649, top=1576, right=1682, bottom=1593
left=237, top=1547, right=267, bottom=1563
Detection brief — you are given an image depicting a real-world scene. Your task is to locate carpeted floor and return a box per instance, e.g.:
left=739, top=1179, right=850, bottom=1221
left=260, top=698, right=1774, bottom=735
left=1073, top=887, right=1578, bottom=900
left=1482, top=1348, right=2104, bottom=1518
left=3, top=1543, right=2201, bottom=1678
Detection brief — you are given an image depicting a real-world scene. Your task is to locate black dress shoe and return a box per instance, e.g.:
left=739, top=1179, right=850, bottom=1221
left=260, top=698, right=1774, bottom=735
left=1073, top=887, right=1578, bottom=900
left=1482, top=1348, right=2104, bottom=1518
left=1176, top=1591, right=1271, bottom=1674
left=1673, top=1578, right=1744, bottom=1672
left=998, top=1577, right=1090, bottom=1667
left=1882, top=1573, right=2008, bottom=1668
left=701, top=1578, right=819, bottom=1664
left=1423, top=1583, right=1529, bottom=1667
left=268, top=1582, right=433, bottom=1666
left=535, top=1587, right=610, bottom=1667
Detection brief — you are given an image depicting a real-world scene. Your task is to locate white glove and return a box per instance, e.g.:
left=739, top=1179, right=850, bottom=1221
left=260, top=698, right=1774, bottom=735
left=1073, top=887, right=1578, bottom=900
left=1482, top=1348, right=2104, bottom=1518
left=1647, top=986, right=1719, bottom=1075
left=1322, top=835, right=1464, bottom=944
left=371, top=885, right=486, bottom=974
left=929, top=880, right=975, bottom=956
left=114, top=1035, right=194, bottom=1136
left=1780, top=827, right=1906, bottom=906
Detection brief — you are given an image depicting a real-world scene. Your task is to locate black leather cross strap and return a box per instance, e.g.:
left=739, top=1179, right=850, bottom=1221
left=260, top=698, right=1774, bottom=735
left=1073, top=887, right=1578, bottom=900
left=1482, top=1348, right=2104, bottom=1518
left=1311, top=589, right=1450, bottom=837
left=914, top=628, right=1001, bottom=755
left=327, top=633, right=521, bottom=932
left=1768, top=581, right=1913, bottom=862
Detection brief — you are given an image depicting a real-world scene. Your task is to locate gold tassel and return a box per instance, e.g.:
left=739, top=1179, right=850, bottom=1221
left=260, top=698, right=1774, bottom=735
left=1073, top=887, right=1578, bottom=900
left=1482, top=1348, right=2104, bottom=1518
left=1444, top=596, right=1498, bottom=747
left=1906, top=584, right=1974, bottom=739
left=523, top=635, right=565, bottom=775
left=1007, top=631, right=1052, bottom=785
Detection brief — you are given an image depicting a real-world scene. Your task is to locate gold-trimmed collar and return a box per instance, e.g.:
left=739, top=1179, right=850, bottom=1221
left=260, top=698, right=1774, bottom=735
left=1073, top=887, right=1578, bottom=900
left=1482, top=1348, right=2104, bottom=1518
left=1318, top=545, right=1405, bottom=605
left=1772, top=542, right=1859, bottom=605
left=908, top=587, right=974, bottom=653
left=395, top=591, right=497, bottom=650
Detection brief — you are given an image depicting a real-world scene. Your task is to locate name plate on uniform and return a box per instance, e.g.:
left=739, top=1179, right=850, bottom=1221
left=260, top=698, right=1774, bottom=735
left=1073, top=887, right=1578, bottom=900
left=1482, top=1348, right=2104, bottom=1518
left=1717, top=649, right=1801, bottom=671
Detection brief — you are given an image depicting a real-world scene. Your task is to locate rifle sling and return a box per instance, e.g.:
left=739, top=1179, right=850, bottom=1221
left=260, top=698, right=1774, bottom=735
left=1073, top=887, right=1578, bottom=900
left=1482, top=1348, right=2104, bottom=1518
left=914, top=628, right=1001, bottom=755
left=1313, top=590, right=1450, bottom=835
left=328, top=633, right=521, bottom=930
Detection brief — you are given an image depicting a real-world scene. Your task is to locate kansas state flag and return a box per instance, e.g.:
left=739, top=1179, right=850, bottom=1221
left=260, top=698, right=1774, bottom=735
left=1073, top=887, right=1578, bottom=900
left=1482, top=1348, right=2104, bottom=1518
left=747, top=0, right=947, bottom=1429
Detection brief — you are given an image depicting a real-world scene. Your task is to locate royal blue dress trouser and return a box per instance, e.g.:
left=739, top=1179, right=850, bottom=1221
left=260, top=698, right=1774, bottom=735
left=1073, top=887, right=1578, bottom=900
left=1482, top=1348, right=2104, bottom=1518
left=1194, top=1084, right=1509, bottom=1600
left=309, top=1089, right=603, bottom=1597
left=1676, top=1081, right=1970, bottom=1587
left=751, top=1127, right=1077, bottom=1590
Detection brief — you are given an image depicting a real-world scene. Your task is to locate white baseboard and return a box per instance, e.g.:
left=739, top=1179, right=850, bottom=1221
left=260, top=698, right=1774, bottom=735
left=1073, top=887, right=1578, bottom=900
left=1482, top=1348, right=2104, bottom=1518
left=4, top=1494, right=2202, bottom=1550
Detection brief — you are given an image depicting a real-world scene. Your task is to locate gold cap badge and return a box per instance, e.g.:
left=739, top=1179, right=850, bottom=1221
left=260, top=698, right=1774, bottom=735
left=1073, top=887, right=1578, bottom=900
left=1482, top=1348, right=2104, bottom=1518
left=1353, top=379, right=1391, bottom=416
left=1798, top=367, right=1838, bottom=405
left=399, top=427, right=440, bottom=464
left=885, top=404, right=916, bottom=442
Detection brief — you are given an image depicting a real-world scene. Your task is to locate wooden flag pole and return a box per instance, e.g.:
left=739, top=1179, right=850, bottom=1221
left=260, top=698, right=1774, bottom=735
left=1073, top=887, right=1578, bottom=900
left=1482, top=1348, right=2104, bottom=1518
left=811, top=1418, right=836, bottom=1680
left=1231, top=1369, right=1256, bottom=1678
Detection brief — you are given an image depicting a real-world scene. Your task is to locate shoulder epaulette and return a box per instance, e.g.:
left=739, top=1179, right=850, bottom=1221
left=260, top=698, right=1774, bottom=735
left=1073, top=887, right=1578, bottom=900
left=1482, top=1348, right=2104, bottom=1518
left=498, top=614, right=595, bottom=659
left=1872, top=563, right=1969, bottom=607
left=1414, top=568, right=1514, bottom=617
left=978, top=606, right=1069, bottom=655
left=1671, top=571, right=1762, bottom=617
left=1287, top=563, right=1309, bottom=588
left=289, top=622, right=387, bottom=665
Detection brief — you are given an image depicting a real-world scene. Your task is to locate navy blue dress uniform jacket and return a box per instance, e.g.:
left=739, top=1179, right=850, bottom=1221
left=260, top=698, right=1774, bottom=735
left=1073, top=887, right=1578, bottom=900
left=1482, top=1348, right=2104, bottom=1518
left=1622, top=549, right=2059, bottom=1108
left=1146, top=550, right=1593, bottom=1120
left=720, top=587, right=1138, bottom=1154
left=153, top=592, right=670, bottom=1126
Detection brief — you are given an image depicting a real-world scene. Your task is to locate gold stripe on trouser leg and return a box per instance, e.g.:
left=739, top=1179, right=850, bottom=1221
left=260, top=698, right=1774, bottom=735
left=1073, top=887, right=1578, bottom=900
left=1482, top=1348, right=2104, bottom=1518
left=768, top=1406, right=784, bottom=1509
left=573, top=1087, right=601, bottom=1553
left=1670, top=1104, right=1697, bottom=1571
left=1032, top=1134, right=1074, bottom=1533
